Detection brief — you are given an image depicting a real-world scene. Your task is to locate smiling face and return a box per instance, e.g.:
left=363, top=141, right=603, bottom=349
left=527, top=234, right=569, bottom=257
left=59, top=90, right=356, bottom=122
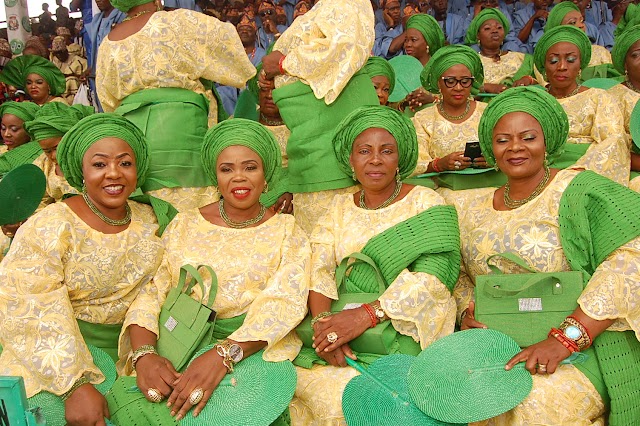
left=545, top=41, right=581, bottom=91
left=216, top=145, right=266, bottom=212
left=350, top=127, right=399, bottom=193
left=477, top=18, right=505, bottom=50
left=371, top=75, right=391, bottom=105
left=26, top=73, right=51, bottom=104
left=1, top=113, right=30, bottom=150
left=82, top=138, right=137, bottom=216
left=437, top=64, right=474, bottom=109
left=492, top=111, right=546, bottom=180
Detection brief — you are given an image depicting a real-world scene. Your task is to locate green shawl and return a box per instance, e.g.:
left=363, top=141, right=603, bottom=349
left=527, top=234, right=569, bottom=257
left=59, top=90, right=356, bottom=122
left=559, top=170, right=640, bottom=425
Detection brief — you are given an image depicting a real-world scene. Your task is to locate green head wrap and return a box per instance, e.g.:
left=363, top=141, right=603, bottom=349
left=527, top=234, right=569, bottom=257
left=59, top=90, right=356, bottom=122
left=478, top=86, right=569, bottom=167
left=420, top=44, right=484, bottom=95
left=545, top=1, right=580, bottom=32
left=109, top=0, right=150, bottom=13
left=465, top=8, right=510, bottom=45
left=332, top=105, right=418, bottom=180
left=362, top=56, right=396, bottom=94
left=0, top=101, right=39, bottom=124
left=201, top=118, right=282, bottom=187
left=405, top=14, right=446, bottom=56
left=24, top=103, right=94, bottom=142
left=615, top=3, right=640, bottom=37
left=534, top=25, right=591, bottom=73
left=612, top=24, right=640, bottom=75
left=58, top=113, right=149, bottom=191
left=0, top=55, right=66, bottom=96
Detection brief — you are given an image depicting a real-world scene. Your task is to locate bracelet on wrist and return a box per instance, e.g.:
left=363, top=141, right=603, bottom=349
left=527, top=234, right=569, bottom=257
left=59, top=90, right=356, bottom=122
left=548, top=327, right=579, bottom=353
left=311, top=311, right=332, bottom=327
left=362, top=304, right=378, bottom=328
left=61, top=376, right=90, bottom=401
left=278, top=55, right=286, bottom=75
left=432, top=157, right=442, bottom=173
left=132, top=344, right=157, bottom=370
left=559, top=316, right=592, bottom=351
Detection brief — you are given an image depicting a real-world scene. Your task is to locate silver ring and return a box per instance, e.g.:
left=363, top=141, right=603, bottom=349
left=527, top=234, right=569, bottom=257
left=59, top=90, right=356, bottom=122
left=454, top=160, right=462, bottom=167
left=147, top=387, right=163, bottom=403
left=537, top=364, right=548, bottom=374
left=189, top=387, right=204, bottom=405
left=327, top=332, right=338, bottom=343
left=454, top=165, right=460, bottom=170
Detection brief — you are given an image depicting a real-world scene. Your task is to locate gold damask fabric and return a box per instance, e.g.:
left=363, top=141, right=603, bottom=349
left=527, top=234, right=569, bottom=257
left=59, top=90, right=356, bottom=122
left=412, top=102, right=487, bottom=174
left=0, top=201, right=163, bottom=397
left=449, top=168, right=640, bottom=424
left=480, top=52, right=528, bottom=85
left=273, top=0, right=374, bottom=104
left=266, top=124, right=290, bottom=168
left=607, top=83, right=640, bottom=137
left=119, top=210, right=310, bottom=373
left=557, top=88, right=629, bottom=185
left=147, top=186, right=220, bottom=212
left=293, top=186, right=359, bottom=237
left=32, top=153, right=78, bottom=211
left=96, top=9, right=256, bottom=125
left=590, top=44, right=612, bottom=66
left=292, top=186, right=457, bottom=424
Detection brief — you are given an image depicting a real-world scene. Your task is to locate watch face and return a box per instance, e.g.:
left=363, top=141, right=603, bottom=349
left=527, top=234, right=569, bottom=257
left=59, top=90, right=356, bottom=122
left=565, top=325, right=582, bottom=340
left=375, top=309, right=385, bottom=319
left=229, top=344, right=244, bottom=363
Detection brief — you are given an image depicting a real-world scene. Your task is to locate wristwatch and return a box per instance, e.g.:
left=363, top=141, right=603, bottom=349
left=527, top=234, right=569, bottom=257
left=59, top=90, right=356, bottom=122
left=371, top=303, right=387, bottom=323
left=215, top=340, right=244, bottom=373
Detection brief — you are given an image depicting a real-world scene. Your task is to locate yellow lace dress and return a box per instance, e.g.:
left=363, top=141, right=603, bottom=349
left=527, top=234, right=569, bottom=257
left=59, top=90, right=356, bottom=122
left=608, top=83, right=640, bottom=191
left=290, top=186, right=457, bottom=425
left=451, top=168, right=640, bottom=425
left=0, top=201, right=163, bottom=397
left=480, top=52, right=529, bottom=84
left=32, top=153, right=79, bottom=211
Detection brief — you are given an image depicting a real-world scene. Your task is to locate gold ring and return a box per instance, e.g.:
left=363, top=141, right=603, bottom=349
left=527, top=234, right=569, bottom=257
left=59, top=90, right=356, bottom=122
left=327, top=332, right=338, bottom=343
left=147, top=387, right=163, bottom=403
left=189, top=387, right=204, bottom=405
left=537, top=364, right=547, bottom=374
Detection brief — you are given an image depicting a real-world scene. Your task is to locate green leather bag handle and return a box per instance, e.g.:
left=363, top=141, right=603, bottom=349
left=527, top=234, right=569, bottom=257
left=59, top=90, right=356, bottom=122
left=483, top=273, right=567, bottom=298
left=334, top=252, right=387, bottom=296
left=179, top=264, right=218, bottom=308
left=486, top=252, right=540, bottom=274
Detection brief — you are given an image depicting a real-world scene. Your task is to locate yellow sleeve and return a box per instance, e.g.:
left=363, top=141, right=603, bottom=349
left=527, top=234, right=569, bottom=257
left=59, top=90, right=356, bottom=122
left=411, top=108, right=435, bottom=175
left=308, top=199, right=341, bottom=300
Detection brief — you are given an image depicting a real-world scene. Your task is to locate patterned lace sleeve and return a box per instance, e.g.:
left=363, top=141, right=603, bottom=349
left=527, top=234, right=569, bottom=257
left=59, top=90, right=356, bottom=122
left=453, top=264, right=476, bottom=323
left=411, top=108, right=435, bottom=176
left=0, top=209, right=102, bottom=397
left=229, top=220, right=311, bottom=362
left=309, top=204, right=340, bottom=300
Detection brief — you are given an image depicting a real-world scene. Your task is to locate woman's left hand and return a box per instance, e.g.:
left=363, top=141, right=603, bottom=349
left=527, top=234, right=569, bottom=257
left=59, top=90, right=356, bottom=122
left=261, top=50, right=285, bottom=80
left=481, top=83, right=508, bottom=94
left=272, top=192, right=293, bottom=214
left=505, top=336, right=572, bottom=375
left=471, top=156, right=489, bottom=169
left=167, top=349, right=227, bottom=421
left=312, top=307, right=371, bottom=353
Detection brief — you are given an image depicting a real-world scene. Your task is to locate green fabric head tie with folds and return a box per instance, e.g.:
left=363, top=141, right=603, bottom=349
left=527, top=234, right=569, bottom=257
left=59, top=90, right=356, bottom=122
left=24, top=103, right=95, bottom=142
left=201, top=118, right=282, bottom=187
left=534, top=25, right=591, bottom=73
left=0, top=55, right=66, bottom=96
left=405, top=14, right=446, bottom=56
left=332, top=105, right=418, bottom=180
left=0, top=101, right=39, bottom=124
left=478, top=86, right=569, bottom=167
left=109, top=0, right=152, bottom=13
left=544, top=2, right=580, bottom=32
left=465, top=8, right=510, bottom=45
left=420, top=44, right=484, bottom=95
left=58, top=113, right=149, bottom=191
left=612, top=23, right=640, bottom=75
left=362, top=56, right=396, bottom=94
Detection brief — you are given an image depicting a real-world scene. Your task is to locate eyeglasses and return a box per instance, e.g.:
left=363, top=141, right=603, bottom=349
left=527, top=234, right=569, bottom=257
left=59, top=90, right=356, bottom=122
left=441, top=76, right=474, bottom=88
left=259, top=9, right=274, bottom=16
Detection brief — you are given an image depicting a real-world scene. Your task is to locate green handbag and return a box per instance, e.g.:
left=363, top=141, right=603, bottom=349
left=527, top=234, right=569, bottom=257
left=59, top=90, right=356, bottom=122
left=475, top=253, right=587, bottom=348
left=157, top=264, right=218, bottom=371
left=296, top=253, right=399, bottom=355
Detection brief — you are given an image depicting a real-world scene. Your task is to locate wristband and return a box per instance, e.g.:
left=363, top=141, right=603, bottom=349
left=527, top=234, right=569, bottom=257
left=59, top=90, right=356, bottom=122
left=61, top=376, right=90, bottom=401
left=132, top=344, right=157, bottom=370
left=278, top=55, right=286, bottom=75
left=362, top=304, right=378, bottom=328
left=311, top=311, right=332, bottom=327
left=432, top=157, right=442, bottom=173
left=548, top=327, right=579, bottom=353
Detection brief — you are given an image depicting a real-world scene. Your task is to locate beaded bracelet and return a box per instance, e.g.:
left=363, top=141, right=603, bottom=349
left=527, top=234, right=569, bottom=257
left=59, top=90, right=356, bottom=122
left=432, top=157, right=442, bottom=173
left=278, top=55, right=286, bottom=75
left=548, top=328, right=579, bottom=353
left=310, top=311, right=332, bottom=327
left=61, top=376, right=90, bottom=401
left=132, top=344, right=157, bottom=370
left=362, top=304, right=378, bottom=328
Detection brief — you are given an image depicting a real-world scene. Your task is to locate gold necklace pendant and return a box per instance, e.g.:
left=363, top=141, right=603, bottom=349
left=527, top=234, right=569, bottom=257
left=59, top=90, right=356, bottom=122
left=219, top=199, right=266, bottom=228
left=624, top=80, right=640, bottom=94
left=438, top=99, right=470, bottom=121
left=123, top=9, right=154, bottom=22
left=359, top=181, right=402, bottom=210
left=547, top=84, right=581, bottom=99
left=82, top=192, right=132, bottom=226
left=503, top=165, right=551, bottom=209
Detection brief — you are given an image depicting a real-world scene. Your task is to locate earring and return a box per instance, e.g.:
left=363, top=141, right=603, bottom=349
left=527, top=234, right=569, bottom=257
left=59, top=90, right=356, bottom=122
left=426, top=45, right=430, bottom=54
left=626, top=68, right=629, bottom=81
left=81, top=179, right=86, bottom=193
left=263, top=182, right=269, bottom=194
left=395, top=167, right=401, bottom=182
left=578, top=69, right=582, bottom=80
left=351, top=167, right=357, bottom=181
left=493, top=163, right=500, bottom=171
left=544, top=151, right=549, bottom=167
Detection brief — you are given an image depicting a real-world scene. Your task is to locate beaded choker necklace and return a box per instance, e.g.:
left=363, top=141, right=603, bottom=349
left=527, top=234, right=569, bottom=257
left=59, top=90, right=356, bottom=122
left=547, top=84, right=581, bottom=99
left=219, top=198, right=266, bottom=228
left=359, top=181, right=402, bottom=210
left=260, top=113, right=284, bottom=126
left=438, top=99, right=470, bottom=121
left=503, top=165, right=550, bottom=209
left=123, top=9, right=154, bottom=22
left=82, top=192, right=132, bottom=226
left=624, top=80, right=640, bottom=94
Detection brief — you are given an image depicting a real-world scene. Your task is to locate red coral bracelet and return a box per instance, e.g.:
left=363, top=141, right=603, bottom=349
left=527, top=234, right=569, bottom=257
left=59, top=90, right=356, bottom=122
left=362, top=304, right=378, bottom=328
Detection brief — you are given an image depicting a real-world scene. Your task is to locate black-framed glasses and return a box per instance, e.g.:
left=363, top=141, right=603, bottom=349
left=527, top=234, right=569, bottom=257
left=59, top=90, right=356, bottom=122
left=259, top=9, right=274, bottom=17
left=441, top=76, right=475, bottom=88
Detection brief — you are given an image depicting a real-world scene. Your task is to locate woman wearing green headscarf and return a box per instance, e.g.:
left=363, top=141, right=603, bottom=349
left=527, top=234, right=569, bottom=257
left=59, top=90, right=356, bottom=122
left=533, top=25, right=629, bottom=186
left=96, top=0, right=256, bottom=212
left=0, top=113, right=165, bottom=426
left=291, top=105, right=459, bottom=424
left=110, top=118, right=309, bottom=425
left=0, top=55, right=68, bottom=105
left=0, top=101, right=41, bottom=177
left=25, top=103, right=94, bottom=208
left=453, top=86, right=640, bottom=426
left=412, top=45, right=491, bottom=186
left=466, top=8, right=536, bottom=94
left=363, top=56, right=396, bottom=106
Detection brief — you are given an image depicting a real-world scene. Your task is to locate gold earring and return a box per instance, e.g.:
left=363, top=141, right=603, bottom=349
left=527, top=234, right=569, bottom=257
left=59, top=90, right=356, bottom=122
left=396, top=167, right=401, bottom=182
left=351, top=167, right=357, bottom=181
left=82, top=180, right=86, bottom=193
left=263, top=182, right=269, bottom=193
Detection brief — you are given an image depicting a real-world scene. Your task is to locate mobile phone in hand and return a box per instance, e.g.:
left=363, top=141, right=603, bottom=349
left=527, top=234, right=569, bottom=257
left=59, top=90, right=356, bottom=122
left=464, top=141, right=482, bottom=164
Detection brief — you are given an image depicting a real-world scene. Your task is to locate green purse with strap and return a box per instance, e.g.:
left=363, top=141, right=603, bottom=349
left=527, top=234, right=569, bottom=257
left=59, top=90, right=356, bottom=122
left=157, top=264, right=218, bottom=371
left=296, top=252, right=399, bottom=355
left=475, top=253, right=587, bottom=348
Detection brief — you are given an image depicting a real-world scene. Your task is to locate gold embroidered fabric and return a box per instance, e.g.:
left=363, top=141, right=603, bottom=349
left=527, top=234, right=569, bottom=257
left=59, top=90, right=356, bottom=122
left=51, top=53, right=88, bottom=104
left=293, top=186, right=359, bottom=237
left=273, top=0, right=374, bottom=104
left=412, top=102, right=487, bottom=174
left=96, top=9, right=256, bottom=124
left=480, top=51, right=528, bottom=84
left=120, top=211, right=310, bottom=373
left=32, top=153, right=79, bottom=211
left=607, top=83, right=640, bottom=137
left=294, top=186, right=457, bottom=424
left=266, top=124, right=290, bottom=168
left=590, top=44, right=612, bottom=66
left=557, top=88, right=629, bottom=185
left=448, top=168, right=640, bottom=423
left=147, top=186, right=220, bottom=212
left=0, top=201, right=163, bottom=397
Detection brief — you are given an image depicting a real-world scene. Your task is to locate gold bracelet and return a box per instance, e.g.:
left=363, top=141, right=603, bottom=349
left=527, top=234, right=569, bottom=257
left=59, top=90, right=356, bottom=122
left=132, top=344, right=157, bottom=370
left=310, top=311, right=332, bottom=327
left=61, top=376, right=90, bottom=401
